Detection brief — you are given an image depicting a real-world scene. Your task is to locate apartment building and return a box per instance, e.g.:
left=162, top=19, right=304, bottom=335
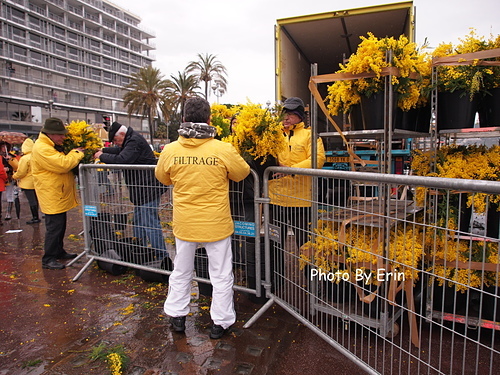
left=0, top=0, right=155, bottom=138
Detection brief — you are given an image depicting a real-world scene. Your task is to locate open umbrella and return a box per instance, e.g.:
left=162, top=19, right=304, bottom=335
left=0, top=131, right=28, bottom=145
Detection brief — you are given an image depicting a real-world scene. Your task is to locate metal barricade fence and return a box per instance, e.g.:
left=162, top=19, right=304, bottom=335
left=75, top=164, right=263, bottom=299
left=246, top=166, right=500, bottom=375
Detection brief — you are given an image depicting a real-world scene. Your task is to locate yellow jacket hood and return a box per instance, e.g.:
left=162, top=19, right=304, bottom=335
left=21, top=138, right=34, bottom=154
left=12, top=139, right=35, bottom=189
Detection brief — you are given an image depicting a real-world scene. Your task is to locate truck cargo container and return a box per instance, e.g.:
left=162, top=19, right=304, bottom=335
left=275, top=1, right=415, bottom=134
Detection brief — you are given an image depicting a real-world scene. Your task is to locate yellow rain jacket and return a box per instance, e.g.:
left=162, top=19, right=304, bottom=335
left=12, top=138, right=35, bottom=189
left=31, top=133, right=84, bottom=214
left=269, top=122, right=326, bottom=207
left=155, top=136, right=250, bottom=242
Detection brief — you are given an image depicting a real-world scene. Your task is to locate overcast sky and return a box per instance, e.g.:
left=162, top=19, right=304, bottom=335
left=113, top=0, right=499, bottom=105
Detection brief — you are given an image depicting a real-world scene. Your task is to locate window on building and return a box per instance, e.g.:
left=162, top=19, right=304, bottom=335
left=54, top=26, right=65, bottom=38
left=69, top=47, right=78, bottom=58
left=29, top=33, right=41, bottom=45
left=90, top=53, right=100, bottom=64
left=11, top=8, right=25, bottom=21
left=12, top=104, right=32, bottom=121
left=103, top=57, right=111, bottom=68
left=91, top=68, right=101, bottom=80
left=12, top=26, right=25, bottom=38
left=55, top=58, right=67, bottom=71
left=55, top=42, right=66, bottom=54
left=0, top=102, right=7, bottom=120
left=68, top=31, right=78, bottom=42
left=30, top=50, right=42, bottom=64
left=29, top=15, right=41, bottom=28
left=13, top=45, right=27, bottom=57
left=69, top=62, right=80, bottom=74
left=89, top=39, right=100, bottom=50
left=68, top=110, right=87, bottom=123
left=103, top=71, right=113, bottom=83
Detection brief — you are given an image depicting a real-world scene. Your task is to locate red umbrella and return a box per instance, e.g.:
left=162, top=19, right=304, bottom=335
left=0, top=131, right=27, bottom=145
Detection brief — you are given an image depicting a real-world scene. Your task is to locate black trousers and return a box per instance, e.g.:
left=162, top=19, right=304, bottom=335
left=22, top=188, right=38, bottom=207
left=272, top=205, right=311, bottom=250
left=271, top=205, right=311, bottom=292
left=42, top=212, right=67, bottom=263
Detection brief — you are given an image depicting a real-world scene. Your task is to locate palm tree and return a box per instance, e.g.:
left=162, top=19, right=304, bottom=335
left=186, top=53, right=228, bottom=100
left=123, top=65, right=169, bottom=142
left=162, top=70, right=201, bottom=121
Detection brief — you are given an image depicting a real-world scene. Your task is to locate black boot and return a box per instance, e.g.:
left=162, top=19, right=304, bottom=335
left=26, top=205, right=41, bottom=224
left=4, top=202, right=12, bottom=220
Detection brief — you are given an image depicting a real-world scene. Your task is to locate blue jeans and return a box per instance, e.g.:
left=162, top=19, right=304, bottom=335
left=133, top=198, right=168, bottom=258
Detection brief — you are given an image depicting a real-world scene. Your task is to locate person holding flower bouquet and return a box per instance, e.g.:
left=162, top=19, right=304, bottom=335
left=269, top=97, right=325, bottom=285
left=270, top=97, right=326, bottom=246
left=32, top=118, right=85, bottom=270
left=94, top=122, right=169, bottom=260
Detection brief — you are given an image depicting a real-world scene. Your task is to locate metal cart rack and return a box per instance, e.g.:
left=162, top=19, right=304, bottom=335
left=422, top=49, right=500, bottom=332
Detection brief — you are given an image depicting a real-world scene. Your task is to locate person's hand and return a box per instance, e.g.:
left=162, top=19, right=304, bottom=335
left=75, top=147, right=85, bottom=153
left=273, top=163, right=288, bottom=178
left=94, top=150, right=103, bottom=159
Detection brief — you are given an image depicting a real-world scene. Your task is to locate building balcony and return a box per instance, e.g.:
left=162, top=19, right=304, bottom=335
left=28, top=3, right=46, bottom=17
left=67, top=4, right=83, bottom=16
left=46, top=0, right=64, bottom=9
left=48, top=11, right=64, bottom=24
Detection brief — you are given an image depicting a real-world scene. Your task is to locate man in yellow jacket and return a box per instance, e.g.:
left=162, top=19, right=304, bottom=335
left=32, top=118, right=84, bottom=270
left=155, top=97, right=250, bottom=339
left=269, top=97, right=326, bottom=251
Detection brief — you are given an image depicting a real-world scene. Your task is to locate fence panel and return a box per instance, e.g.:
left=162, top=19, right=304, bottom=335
left=78, top=164, right=262, bottom=297
left=260, top=166, right=500, bottom=375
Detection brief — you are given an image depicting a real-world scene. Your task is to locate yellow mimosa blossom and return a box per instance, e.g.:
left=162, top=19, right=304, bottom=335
left=222, top=101, right=286, bottom=163
left=63, top=120, right=103, bottom=165
left=107, top=352, right=123, bottom=375
left=326, top=32, right=432, bottom=115
left=432, top=29, right=500, bottom=99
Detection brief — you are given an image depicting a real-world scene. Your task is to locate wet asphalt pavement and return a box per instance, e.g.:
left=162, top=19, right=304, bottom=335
left=0, top=203, right=364, bottom=375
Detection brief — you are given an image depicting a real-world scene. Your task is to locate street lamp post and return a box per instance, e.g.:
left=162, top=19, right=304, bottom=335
left=48, top=99, right=54, bottom=117
left=211, top=81, right=224, bottom=104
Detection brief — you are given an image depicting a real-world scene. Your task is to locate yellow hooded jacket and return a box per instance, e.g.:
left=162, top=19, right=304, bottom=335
left=12, top=138, right=35, bottom=189
left=269, top=121, right=326, bottom=207
left=155, top=136, right=250, bottom=243
left=31, top=133, right=84, bottom=215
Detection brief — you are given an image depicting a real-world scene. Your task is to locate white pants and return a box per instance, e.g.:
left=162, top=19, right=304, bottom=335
left=164, top=236, right=235, bottom=329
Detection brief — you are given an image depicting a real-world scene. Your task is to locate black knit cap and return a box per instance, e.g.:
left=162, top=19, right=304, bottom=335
left=41, top=117, right=67, bottom=134
left=108, top=122, right=122, bottom=142
left=282, top=97, right=306, bottom=122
